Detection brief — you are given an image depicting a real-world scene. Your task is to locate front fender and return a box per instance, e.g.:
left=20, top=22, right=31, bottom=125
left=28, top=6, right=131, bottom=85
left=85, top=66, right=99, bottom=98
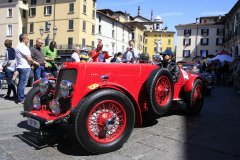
left=84, top=82, right=142, bottom=127
left=184, top=75, right=206, bottom=92
left=33, top=78, right=57, bottom=87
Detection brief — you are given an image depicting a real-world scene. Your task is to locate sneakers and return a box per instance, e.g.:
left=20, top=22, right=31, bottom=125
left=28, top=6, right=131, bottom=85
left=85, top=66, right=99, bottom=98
left=3, top=95, right=10, bottom=99
left=17, top=101, right=24, bottom=105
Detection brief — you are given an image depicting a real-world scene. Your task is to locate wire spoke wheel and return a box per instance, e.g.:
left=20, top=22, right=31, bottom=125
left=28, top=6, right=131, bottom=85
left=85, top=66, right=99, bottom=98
left=155, top=76, right=171, bottom=106
left=88, top=100, right=126, bottom=143
left=193, top=85, right=202, bottom=108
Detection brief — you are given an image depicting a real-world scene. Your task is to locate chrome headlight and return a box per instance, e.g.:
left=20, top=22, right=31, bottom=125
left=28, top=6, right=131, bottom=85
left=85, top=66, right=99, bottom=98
left=39, top=78, right=51, bottom=93
left=50, top=99, right=60, bottom=116
left=59, top=80, right=73, bottom=98
left=33, top=95, right=41, bottom=110
left=206, top=76, right=213, bottom=83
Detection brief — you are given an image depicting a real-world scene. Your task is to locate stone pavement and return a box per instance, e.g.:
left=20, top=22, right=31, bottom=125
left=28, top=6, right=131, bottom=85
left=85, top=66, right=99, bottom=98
left=0, top=86, right=240, bottom=160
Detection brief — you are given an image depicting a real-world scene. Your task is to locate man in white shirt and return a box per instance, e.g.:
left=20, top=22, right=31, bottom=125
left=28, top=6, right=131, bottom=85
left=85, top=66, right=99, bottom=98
left=71, top=46, right=80, bottom=62
left=122, top=40, right=139, bottom=63
left=15, top=34, right=34, bottom=104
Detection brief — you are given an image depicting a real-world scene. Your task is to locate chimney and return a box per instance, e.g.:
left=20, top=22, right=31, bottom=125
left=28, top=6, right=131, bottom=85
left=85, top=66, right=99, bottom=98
left=151, top=10, right=153, bottom=21
left=196, top=18, right=199, bottom=24
left=138, top=6, right=140, bottom=15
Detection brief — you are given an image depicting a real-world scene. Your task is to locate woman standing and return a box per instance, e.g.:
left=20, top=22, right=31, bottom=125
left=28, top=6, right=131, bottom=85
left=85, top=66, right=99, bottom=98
left=2, top=39, right=17, bottom=98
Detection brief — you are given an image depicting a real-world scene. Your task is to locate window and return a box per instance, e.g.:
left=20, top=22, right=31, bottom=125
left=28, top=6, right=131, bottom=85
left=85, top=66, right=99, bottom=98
left=29, top=8, right=36, bottom=17
left=183, top=38, right=191, bottom=46
left=112, top=22, right=114, bottom=28
left=46, top=0, right=50, bottom=3
left=7, top=8, right=12, bottom=18
left=200, top=50, right=208, bottom=57
left=216, top=38, right=223, bottom=45
left=98, top=25, right=101, bottom=34
left=183, top=50, right=190, bottom=57
left=69, top=20, right=74, bottom=30
left=22, top=27, right=27, bottom=34
left=99, top=16, right=101, bottom=23
left=145, top=39, right=148, bottom=44
left=132, top=32, right=134, bottom=40
left=69, top=3, right=74, bottom=13
left=92, top=10, right=95, bottom=18
left=217, top=28, right=224, bottom=35
left=83, top=4, right=86, bottom=14
left=84, top=0, right=87, bottom=2
left=82, top=38, right=86, bottom=47
left=30, top=23, right=34, bottom=33
left=92, top=41, right=94, bottom=47
left=45, top=21, right=50, bottom=31
left=140, top=35, right=143, bottom=41
left=7, top=25, right=12, bottom=36
left=145, top=47, right=147, bottom=52
left=8, top=0, right=12, bottom=2
left=68, top=37, right=73, bottom=49
left=184, top=29, right=191, bottom=36
left=82, top=21, right=86, bottom=31
left=168, top=39, right=171, bottom=45
left=30, top=39, right=33, bottom=48
left=112, top=43, right=115, bottom=54
left=112, top=30, right=115, bottom=38
left=92, top=24, right=95, bottom=34
left=44, top=6, right=52, bottom=15
left=201, top=29, right=209, bottom=36
left=93, top=0, right=96, bottom=8
left=30, top=0, right=36, bottom=5
left=201, top=38, right=208, bottom=45
left=22, top=10, right=26, bottom=18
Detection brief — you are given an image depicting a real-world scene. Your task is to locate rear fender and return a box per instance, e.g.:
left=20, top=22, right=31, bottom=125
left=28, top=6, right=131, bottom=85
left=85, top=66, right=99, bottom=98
left=184, top=75, right=206, bottom=93
left=85, top=82, right=142, bottom=127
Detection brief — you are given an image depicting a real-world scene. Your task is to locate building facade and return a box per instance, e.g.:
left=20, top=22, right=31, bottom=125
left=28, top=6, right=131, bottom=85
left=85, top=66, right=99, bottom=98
left=224, top=0, right=240, bottom=57
left=0, top=0, right=28, bottom=57
left=144, top=31, right=175, bottom=60
left=175, top=17, right=224, bottom=62
left=27, top=0, right=96, bottom=55
left=96, top=11, right=133, bottom=56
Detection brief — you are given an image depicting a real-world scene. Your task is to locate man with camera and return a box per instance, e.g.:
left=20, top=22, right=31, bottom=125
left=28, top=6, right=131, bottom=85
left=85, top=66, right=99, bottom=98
left=122, top=40, right=139, bottom=63
left=91, top=43, right=110, bottom=62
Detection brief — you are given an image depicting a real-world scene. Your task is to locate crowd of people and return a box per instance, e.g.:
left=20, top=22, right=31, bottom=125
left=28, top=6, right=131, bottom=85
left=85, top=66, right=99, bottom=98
left=1, top=34, right=59, bottom=104
left=199, top=58, right=240, bottom=93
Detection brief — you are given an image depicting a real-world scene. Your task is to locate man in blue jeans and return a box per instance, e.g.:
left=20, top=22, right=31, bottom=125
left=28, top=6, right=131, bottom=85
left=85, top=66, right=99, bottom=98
left=15, top=34, right=34, bottom=104
left=30, top=38, right=47, bottom=81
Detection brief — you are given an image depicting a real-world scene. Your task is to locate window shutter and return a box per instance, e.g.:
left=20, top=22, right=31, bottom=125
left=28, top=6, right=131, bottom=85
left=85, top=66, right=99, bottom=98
left=201, top=29, right=203, bottom=35
left=189, top=38, right=191, bottom=45
left=183, top=39, right=185, bottom=45
left=44, top=6, right=46, bottom=15
left=183, top=50, right=185, bottom=57
left=201, top=38, right=203, bottom=45
left=184, top=30, right=186, bottom=36
left=207, top=38, right=209, bottom=45
left=189, top=30, right=191, bottom=36
left=207, top=29, right=209, bottom=35
left=50, top=6, right=52, bottom=14
left=206, top=50, right=208, bottom=56
left=29, top=9, right=30, bottom=16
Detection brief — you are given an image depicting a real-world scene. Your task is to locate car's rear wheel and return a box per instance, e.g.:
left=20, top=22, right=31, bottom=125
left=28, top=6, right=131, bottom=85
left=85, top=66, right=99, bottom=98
left=73, top=89, right=135, bottom=154
left=146, top=68, right=174, bottom=117
left=186, top=79, right=204, bottom=115
left=24, top=86, right=41, bottom=111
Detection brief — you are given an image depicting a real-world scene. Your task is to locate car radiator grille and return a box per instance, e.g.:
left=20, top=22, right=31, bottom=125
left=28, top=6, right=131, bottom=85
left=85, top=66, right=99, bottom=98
left=55, top=69, right=77, bottom=113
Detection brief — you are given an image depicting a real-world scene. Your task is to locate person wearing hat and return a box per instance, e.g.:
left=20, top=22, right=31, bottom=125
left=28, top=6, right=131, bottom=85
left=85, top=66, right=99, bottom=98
left=79, top=47, right=90, bottom=62
left=160, top=49, right=180, bottom=83
left=91, top=43, right=109, bottom=62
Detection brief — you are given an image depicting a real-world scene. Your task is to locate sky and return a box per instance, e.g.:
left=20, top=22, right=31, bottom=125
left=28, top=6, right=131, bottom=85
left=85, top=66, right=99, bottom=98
left=97, top=0, right=238, bottom=47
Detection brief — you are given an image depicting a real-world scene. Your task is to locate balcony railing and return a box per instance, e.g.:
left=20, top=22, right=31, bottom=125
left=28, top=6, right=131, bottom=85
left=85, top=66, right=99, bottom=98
left=56, top=44, right=95, bottom=51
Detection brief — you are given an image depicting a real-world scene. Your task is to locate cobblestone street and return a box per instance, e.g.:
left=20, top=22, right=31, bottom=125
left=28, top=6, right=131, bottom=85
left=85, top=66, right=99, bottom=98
left=0, top=86, right=240, bottom=160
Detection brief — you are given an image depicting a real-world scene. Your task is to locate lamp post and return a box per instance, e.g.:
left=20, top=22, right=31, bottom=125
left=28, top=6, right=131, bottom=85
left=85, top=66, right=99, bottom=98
left=39, top=21, right=57, bottom=46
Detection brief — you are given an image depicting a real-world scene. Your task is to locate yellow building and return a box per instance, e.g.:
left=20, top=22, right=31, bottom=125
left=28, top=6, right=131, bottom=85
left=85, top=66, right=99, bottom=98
left=27, top=0, right=96, bottom=53
left=144, top=31, right=175, bottom=59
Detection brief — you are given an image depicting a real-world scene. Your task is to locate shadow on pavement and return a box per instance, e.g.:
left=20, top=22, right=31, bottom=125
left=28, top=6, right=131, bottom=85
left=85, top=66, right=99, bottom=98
left=15, top=122, right=92, bottom=156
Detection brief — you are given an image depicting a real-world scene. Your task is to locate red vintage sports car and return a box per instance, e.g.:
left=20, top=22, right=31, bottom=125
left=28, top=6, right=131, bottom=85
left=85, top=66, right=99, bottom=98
left=21, top=62, right=206, bottom=154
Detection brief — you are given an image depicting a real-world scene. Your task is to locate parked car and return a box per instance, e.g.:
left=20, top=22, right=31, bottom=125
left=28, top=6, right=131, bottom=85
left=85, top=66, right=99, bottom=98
left=21, top=61, right=207, bottom=154
left=181, top=63, right=213, bottom=95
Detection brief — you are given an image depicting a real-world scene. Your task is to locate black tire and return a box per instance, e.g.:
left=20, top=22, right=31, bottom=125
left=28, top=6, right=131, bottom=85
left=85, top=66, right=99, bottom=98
left=146, top=68, right=174, bottom=117
left=186, top=79, right=204, bottom=115
left=24, top=86, right=40, bottom=111
left=73, top=89, right=135, bottom=154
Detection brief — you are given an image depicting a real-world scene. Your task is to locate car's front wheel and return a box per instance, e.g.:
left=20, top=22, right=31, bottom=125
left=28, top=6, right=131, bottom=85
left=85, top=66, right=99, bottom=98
left=24, top=86, right=41, bottom=111
left=73, top=89, right=135, bottom=154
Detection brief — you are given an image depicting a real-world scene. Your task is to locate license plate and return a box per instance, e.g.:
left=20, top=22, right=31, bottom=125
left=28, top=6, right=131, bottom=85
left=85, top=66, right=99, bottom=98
left=27, top=118, right=40, bottom=129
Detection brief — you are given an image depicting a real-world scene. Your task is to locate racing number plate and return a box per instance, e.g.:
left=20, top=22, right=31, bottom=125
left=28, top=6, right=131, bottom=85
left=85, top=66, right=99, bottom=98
left=27, top=117, right=40, bottom=129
